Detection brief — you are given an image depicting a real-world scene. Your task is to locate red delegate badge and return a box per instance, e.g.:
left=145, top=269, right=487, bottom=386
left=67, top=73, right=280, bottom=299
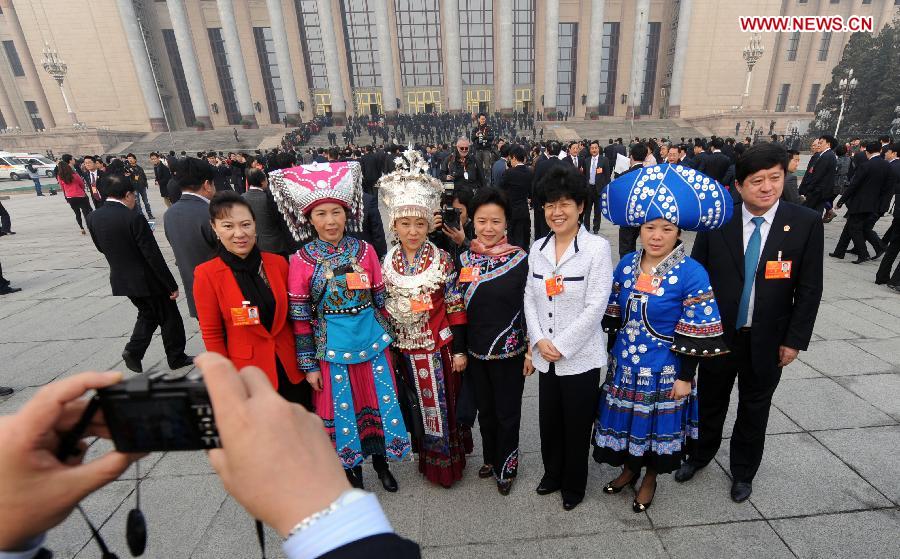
left=346, top=272, right=371, bottom=290
left=545, top=275, right=564, bottom=296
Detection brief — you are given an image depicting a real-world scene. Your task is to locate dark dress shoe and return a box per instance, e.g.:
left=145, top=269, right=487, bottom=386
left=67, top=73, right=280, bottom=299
left=889, top=284, right=900, bottom=293
left=377, top=469, right=398, bottom=492
left=169, top=355, right=195, bottom=370
left=0, top=286, right=22, bottom=295
left=122, top=350, right=143, bottom=373
left=346, top=467, right=364, bottom=489
left=851, top=256, right=871, bottom=264
left=0, top=386, right=13, bottom=397
left=535, top=479, right=560, bottom=495
left=478, top=464, right=494, bottom=479
left=632, top=480, right=657, bottom=513
left=497, top=479, right=513, bottom=496
left=731, top=481, right=752, bottom=502
left=602, top=471, right=639, bottom=494
left=828, top=252, right=845, bottom=259
left=873, top=248, right=885, bottom=260
left=562, top=499, right=581, bottom=511
left=674, top=462, right=701, bottom=483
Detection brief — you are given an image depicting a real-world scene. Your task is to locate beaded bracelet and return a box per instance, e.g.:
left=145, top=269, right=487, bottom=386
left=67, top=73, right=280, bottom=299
left=285, top=489, right=366, bottom=540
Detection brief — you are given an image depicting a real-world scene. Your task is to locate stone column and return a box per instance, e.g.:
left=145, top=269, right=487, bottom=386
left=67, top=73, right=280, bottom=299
left=497, top=0, right=514, bottom=115
left=316, top=0, right=346, bottom=123
left=584, top=0, right=606, bottom=117
left=265, top=0, right=300, bottom=120
left=217, top=0, right=257, bottom=127
left=374, top=0, right=398, bottom=118
left=668, top=0, right=692, bottom=117
left=442, top=0, right=463, bottom=113
left=115, top=0, right=167, bottom=131
left=0, top=77, right=20, bottom=130
left=0, top=0, right=55, bottom=129
left=166, top=0, right=212, bottom=128
left=628, top=0, right=650, bottom=119
left=542, top=0, right=559, bottom=117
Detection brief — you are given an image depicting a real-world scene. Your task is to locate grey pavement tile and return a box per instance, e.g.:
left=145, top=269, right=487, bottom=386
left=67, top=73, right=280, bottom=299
left=832, top=298, right=900, bottom=334
left=814, top=426, right=900, bottom=504
left=798, top=340, right=894, bottom=376
left=538, top=530, right=668, bottom=559
left=0, top=298, right=37, bottom=320
left=418, top=458, right=544, bottom=546
left=771, top=509, right=900, bottom=559
left=47, top=480, right=134, bottom=559
left=645, top=461, right=762, bottom=527
left=813, top=302, right=899, bottom=340
left=834, top=373, right=900, bottom=420
left=780, top=359, right=823, bottom=380
left=190, top=496, right=287, bottom=559
left=851, top=337, right=900, bottom=367
left=147, top=450, right=216, bottom=477
left=860, top=295, right=900, bottom=318
left=720, top=433, right=892, bottom=518
left=0, top=386, right=39, bottom=415
left=372, top=460, right=426, bottom=542
left=659, top=520, right=794, bottom=559
left=78, top=475, right=227, bottom=559
left=424, top=540, right=544, bottom=559
left=772, top=377, right=894, bottom=431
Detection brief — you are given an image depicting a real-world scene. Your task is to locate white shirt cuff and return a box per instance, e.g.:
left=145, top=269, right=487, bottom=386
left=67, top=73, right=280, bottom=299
left=282, top=492, right=393, bottom=559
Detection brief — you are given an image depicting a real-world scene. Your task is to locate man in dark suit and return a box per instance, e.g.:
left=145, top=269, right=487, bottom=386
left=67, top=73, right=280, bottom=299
left=349, top=191, right=388, bottom=260
left=150, top=152, right=172, bottom=207
left=876, top=144, right=900, bottom=288
left=579, top=140, right=609, bottom=233
left=532, top=142, right=565, bottom=240
left=604, top=139, right=619, bottom=171
left=613, top=143, right=647, bottom=258
left=360, top=145, right=382, bottom=193
left=243, top=169, right=298, bottom=258
left=563, top=141, right=581, bottom=169
left=698, top=137, right=731, bottom=183
left=497, top=144, right=533, bottom=250
left=164, top=158, right=218, bottom=318
left=81, top=156, right=105, bottom=209
left=800, top=135, right=838, bottom=215
left=830, top=142, right=892, bottom=263
left=206, top=153, right=233, bottom=192
left=86, top=174, right=191, bottom=372
left=675, top=143, right=823, bottom=503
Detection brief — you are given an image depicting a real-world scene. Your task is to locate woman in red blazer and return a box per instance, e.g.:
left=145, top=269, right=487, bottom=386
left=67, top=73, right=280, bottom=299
left=193, top=191, right=309, bottom=407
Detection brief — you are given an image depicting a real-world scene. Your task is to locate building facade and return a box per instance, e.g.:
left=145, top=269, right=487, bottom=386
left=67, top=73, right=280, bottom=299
left=0, top=0, right=897, bottom=134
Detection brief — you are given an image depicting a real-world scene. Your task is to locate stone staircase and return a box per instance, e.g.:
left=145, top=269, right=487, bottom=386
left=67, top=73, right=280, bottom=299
left=541, top=118, right=705, bottom=142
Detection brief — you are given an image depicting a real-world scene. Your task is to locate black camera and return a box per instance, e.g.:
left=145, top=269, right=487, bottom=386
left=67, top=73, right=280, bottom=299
left=98, top=371, right=220, bottom=453
left=440, top=182, right=461, bottom=230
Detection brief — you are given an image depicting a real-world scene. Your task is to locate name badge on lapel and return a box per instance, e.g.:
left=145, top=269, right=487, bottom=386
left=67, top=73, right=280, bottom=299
left=458, top=266, right=480, bottom=283
left=231, top=301, right=260, bottom=326
left=635, top=273, right=664, bottom=294
left=346, top=272, right=371, bottom=290
left=545, top=275, right=564, bottom=296
left=764, top=250, right=792, bottom=279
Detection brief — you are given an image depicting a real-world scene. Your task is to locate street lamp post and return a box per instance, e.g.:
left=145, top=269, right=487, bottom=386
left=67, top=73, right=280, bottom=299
left=740, top=33, right=765, bottom=110
left=41, top=43, right=78, bottom=125
left=834, top=68, right=858, bottom=138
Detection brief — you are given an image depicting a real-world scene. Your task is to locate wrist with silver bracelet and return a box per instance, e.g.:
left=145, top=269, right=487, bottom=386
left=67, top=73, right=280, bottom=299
left=285, top=489, right=368, bottom=540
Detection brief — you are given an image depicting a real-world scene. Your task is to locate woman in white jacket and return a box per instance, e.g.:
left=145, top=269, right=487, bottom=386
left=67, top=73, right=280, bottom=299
left=524, top=165, right=613, bottom=511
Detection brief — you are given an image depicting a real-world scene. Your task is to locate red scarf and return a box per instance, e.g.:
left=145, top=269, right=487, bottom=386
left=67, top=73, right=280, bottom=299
left=470, top=236, right=521, bottom=257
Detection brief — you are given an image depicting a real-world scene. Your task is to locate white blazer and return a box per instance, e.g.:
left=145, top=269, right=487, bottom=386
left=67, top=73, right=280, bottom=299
left=524, top=226, right=613, bottom=375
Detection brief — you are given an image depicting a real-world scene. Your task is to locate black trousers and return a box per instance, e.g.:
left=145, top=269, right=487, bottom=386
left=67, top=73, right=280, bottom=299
left=66, top=197, right=93, bottom=230
left=583, top=183, right=603, bottom=232
left=508, top=212, right=531, bottom=251
left=125, top=295, right=187, bottom=366
left=833, top=213, right=875, bottom=258
left=469, top=355, right=526, bottom=480
left=690, top=329, right=781, bottom=483
left=618, top=226, right=640, bottom=258
left=538, top=365, right=601, bottom=502
left=0, top=258, right=8, bottom=287
left=0, top=200, right=10, bottom=233
left=876, top=214, right=900, bottom=285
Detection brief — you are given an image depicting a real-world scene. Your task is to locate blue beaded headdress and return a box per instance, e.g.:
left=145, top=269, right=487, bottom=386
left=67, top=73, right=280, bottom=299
left=600, top=164, right=734, bottom=231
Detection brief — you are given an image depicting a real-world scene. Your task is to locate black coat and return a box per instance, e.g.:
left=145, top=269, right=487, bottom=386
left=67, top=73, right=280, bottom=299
left=212, top=163, right=232, bottom=192
left=441, top=153, right=483, bottom=191
left=799, top=149, right=836, bottom=208
left=838, top=155, right=894, bottom=215
left=699, top=151, right=731, bottom=183
left=692, top=202, right=824, bottom=372
left=360, top=151, right=383, bottom=190
left=497, top=163, right=533, bottom=219
left=579, top=154, right=610, bottom=188
left=320, top=534, right=420, bottom=559
left=242, top=188, right=297, bottom=255
left=153, top=162, right=171, bottom=199
left=87, top=202, right=177, bottom=297
left=349, top=192, right=388, bottom=260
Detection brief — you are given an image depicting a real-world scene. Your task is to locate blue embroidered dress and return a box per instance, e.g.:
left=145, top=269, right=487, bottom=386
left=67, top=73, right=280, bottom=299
left=593, top=242, right=728, bottom=473
left=288, top=236, right=411, bottom=469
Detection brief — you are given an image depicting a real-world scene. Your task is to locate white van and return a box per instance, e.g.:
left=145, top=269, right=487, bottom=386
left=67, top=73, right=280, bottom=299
left=0, top=152, right=29, bottom=181
left=11, top=153, right=56, bottom=177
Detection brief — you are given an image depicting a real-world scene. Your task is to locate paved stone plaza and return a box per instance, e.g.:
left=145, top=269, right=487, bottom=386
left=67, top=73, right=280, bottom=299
left=1, top=189, right=898, bottom=558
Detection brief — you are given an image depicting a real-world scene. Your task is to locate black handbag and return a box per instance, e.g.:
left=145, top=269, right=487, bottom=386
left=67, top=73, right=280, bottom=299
left=394, top=356, right=425, bottom=442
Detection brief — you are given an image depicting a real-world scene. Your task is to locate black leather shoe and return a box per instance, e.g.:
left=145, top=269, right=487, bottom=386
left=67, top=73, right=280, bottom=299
left=562, top=499, right=581, bottom=511
left=602, top=471, right=639, bottom=494
left=169, top=355, right=195, bottom=370
left=673, top=462, right=701, bottom=483
left=888, top=284, right=900, bottom=293
left=497, top=479, right=513, bottom=496
left=122, top=350, right=143, bottom=373
left=0, top=386, right=13, bottom=397
left=346, top=469, right=364, bottom=490
left=535, top=479, right=560, bottom=495
left=0, top=286, right=22, bottom=295
left=852, top=256, right=872, bottom=264
left=377, top=469, right=398, bottom=492
left=731, top=481, right=752, bottom=503
left=478, top=464, right=494, bottom=479
left=873, top=248, right=885, bottom=260
left=828, top=252, right=845, bottom=259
